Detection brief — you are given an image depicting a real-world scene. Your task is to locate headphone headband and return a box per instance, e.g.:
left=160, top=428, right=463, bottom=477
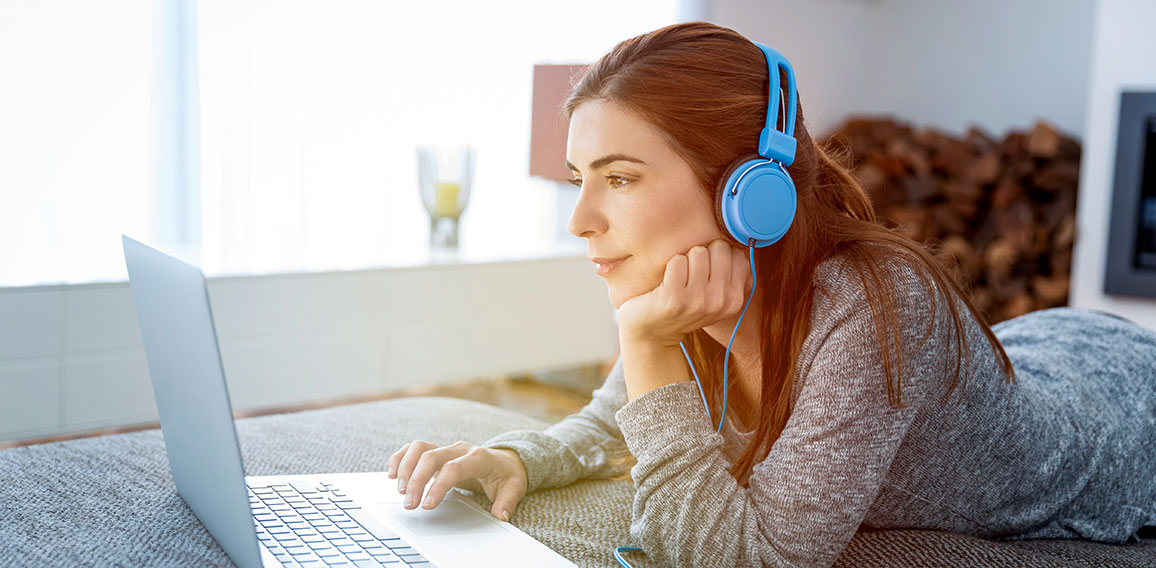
left=752, top=41, right=797, bottom=167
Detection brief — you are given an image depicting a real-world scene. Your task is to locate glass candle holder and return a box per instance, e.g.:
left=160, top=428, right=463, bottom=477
left=416, top=145, right=475, bottom=249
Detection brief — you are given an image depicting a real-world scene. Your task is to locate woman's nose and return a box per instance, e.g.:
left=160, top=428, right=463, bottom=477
left=567, top=185, right=607, bottom=238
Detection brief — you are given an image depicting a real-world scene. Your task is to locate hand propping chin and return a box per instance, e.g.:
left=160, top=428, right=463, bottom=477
left=617, top=238, right=751, bottom=347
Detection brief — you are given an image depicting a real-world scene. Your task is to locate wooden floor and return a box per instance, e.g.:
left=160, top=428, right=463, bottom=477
left=2, top=360, right=614, bottom=450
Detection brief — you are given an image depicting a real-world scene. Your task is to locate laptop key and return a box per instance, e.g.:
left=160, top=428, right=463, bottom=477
left=389, top=548, right=418, bottom=557
left=353, top=560, right=385, bottom=568
left=291, top=481, right=318, bottom=494
left=321, top=556, right=350, bottom=566
left=336, top=502, right=362, bottom=510
left=401, top=557, right=430, bottom=566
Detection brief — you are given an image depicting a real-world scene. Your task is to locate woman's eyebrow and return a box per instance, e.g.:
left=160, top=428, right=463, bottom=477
left=565, top=153, right=648, bottom=172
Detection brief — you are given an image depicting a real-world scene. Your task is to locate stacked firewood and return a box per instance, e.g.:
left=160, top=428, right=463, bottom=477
left=821, top=118, right=1080, bottom=323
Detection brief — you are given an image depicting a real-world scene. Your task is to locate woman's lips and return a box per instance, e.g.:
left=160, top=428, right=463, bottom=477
left=592, top=256, right=629, bottom=276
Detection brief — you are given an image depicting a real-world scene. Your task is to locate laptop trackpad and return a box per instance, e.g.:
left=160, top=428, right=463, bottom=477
left=379, top=500, right=507, bottom=537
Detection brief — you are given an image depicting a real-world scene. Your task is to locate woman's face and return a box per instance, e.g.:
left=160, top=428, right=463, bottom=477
left=566, top=100, right=729, bottom=309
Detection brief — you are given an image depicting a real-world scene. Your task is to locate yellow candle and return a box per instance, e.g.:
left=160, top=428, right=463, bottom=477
left=435, top=182, right=460, bottom=218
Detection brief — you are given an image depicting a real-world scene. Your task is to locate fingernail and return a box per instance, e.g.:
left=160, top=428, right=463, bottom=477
left=405, top=494, right=415, bottom=508
left=502, top=509, right=510, bottom=522
left=422, top=497, right=433, bottom=509
left=397, top=479, right=406, bottom=494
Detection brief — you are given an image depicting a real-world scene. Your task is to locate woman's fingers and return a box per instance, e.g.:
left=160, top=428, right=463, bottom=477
left=401, top=441, right=471, bottom=507
left=662, top=252, right=689, bottom=291
left=386, top=442, right=410, bottom=479
left=684, top=245, right=710, bottom=296
left=393, top=439, right=446, bottom=493
left=419, top=452, right=481, bottom=511
left=706, top=240, right=733, bottom=307
left=488, top=478, right=525, bottom=522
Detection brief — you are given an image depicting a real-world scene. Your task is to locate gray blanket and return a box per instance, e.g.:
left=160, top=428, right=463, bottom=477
left=1, top=396, right=1153, bottom=567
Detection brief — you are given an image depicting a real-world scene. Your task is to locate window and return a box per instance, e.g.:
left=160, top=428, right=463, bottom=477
left=0, top=0, right=679, bottom=286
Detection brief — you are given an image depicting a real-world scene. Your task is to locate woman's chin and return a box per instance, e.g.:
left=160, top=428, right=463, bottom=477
left=606, top=283, right=644, bottom=311
left=607, top=290, right=625, bottom=311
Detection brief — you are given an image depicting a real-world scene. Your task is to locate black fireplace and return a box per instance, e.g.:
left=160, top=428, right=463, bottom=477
left=1104, top=92, right=1156, bottom=298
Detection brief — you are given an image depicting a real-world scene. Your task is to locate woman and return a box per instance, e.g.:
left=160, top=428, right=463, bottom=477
left=387, top=22, right=1156, bottom=567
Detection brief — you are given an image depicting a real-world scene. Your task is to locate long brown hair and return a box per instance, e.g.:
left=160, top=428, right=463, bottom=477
left=564, top=22, right=1016, bottom=485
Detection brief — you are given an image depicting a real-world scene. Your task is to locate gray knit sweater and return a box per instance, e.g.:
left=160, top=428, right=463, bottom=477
left=484, top=256, right=1156, bottom=567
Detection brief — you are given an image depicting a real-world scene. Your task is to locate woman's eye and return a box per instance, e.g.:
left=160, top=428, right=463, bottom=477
left=606, top=175, right=632, bottom=188
left=566, top=178, right=582, bottom=187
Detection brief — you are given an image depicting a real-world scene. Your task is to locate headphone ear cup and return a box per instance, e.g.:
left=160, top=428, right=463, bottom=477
left=715, top=153, right=762, bottom=237
left=718, top=156, right=797, bottom=247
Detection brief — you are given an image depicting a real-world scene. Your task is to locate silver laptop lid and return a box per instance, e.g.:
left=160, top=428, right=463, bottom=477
left=122, top=235, right=262, bottom=568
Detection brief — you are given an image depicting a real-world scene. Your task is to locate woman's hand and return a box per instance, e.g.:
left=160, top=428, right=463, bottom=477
left=386, top=440, right=528, bottom=522
left=616, top=238, right=752, bottom=348
left=614, top=239, right=753, bottom=401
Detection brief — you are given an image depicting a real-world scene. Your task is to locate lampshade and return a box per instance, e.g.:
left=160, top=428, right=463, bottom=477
left=529, top=64, right=588, bottom=181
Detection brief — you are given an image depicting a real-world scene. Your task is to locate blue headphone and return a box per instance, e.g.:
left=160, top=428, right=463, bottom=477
left=615, top=41, right=798, bottom=568
left=718, top=41, right=799, bottom=248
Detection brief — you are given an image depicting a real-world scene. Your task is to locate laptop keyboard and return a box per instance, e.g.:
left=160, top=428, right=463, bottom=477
left=248, top=480, right=436, bottom=567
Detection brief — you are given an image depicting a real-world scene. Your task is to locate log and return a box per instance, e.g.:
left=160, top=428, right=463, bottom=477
left=821, top=116, right=1081, bottom=323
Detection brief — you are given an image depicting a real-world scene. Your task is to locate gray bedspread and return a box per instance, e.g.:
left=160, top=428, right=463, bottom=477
left=1, top=396, right=1153, bottom=567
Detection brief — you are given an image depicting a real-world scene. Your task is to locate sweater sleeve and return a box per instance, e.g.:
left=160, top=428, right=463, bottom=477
left=482, top=357, right=633, bottom=492
left=613, top=261, right=951, bottom=567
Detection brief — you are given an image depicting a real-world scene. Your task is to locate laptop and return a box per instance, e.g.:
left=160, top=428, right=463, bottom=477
left=122, top=236, right=576, bottom=568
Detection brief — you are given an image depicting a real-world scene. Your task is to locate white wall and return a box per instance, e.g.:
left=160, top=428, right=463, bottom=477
left=712, top=0, right=1095, bottom=139
left=1069, top=0, right=1156, bottom=329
